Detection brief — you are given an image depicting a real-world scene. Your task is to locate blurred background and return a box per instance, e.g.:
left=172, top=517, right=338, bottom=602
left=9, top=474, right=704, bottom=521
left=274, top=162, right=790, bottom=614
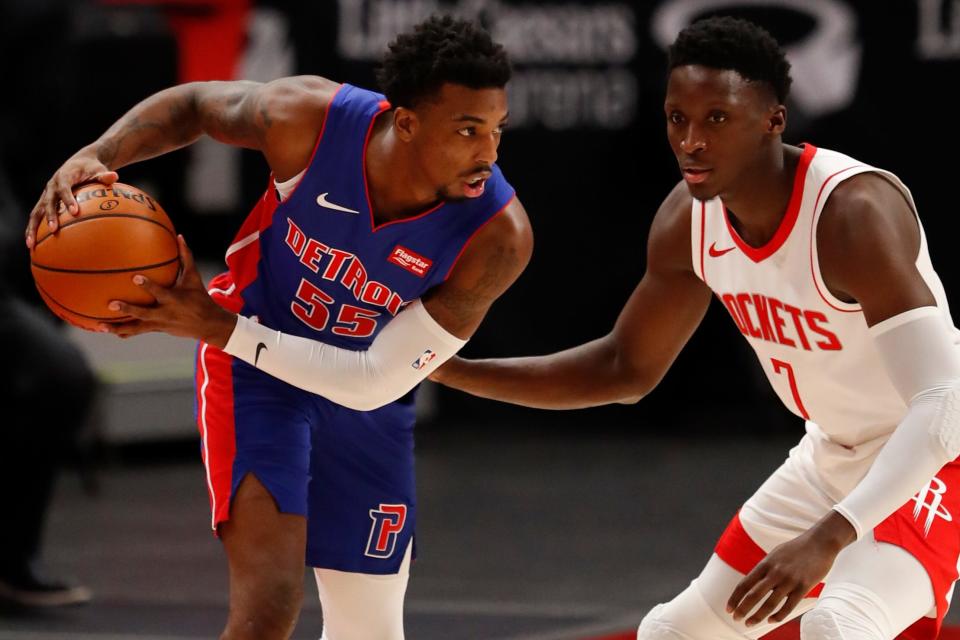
left=1, top=0, right=958, bottom=638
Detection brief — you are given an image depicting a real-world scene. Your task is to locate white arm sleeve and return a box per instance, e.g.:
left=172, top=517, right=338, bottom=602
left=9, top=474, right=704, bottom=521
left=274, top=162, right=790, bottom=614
left=221, top=299, right=467, bottom=411
left=833, top=306, right=960, bottom=539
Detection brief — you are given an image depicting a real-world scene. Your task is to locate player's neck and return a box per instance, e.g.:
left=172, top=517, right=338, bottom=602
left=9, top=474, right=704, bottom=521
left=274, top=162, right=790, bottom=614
left=723, top=144, right=801, bottom=249
left=365, top=117, right=442, bottom=224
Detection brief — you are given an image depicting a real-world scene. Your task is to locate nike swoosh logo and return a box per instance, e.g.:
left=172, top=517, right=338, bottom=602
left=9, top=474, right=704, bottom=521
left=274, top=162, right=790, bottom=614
left=316, top=193, right=359, bottom=214
left=255, top=342, right=267, bottom=366
left=708, top=242, right=736, bottom=257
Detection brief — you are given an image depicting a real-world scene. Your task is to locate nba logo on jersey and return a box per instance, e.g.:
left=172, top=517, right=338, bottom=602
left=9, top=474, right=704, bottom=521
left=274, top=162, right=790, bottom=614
left=411, top=349, right=437, bottom=370
left=366, top=504, right=408, bottom=558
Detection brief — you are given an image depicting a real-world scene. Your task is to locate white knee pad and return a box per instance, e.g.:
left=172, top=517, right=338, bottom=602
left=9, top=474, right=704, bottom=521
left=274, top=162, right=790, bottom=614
left=801, top=589, right=889, bottom=640
left=636, top=583, right=747, bottom=640
left=316, top=542, right=411, bottom=640
left=800, top=609, right=847, bottom=640
left=638, top=556, right=816, bottom=640
left=637, top=604, right=698, bottom=640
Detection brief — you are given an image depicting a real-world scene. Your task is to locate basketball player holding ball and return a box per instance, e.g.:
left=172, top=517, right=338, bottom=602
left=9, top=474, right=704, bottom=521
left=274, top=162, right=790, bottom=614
left=431, top=17, right=960, bottom=640
left=27, top=16, right=531, bottom=640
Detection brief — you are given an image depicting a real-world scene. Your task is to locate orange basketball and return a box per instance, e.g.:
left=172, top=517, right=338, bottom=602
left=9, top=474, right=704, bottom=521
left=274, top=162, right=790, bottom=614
left=30, top=181, right=181, bottom=331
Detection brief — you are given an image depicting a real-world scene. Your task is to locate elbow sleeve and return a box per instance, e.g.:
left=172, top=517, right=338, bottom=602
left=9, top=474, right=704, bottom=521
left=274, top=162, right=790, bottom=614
left=222, top=300, right=467, bottom=410
left=833, top=306, right=960, bottom=538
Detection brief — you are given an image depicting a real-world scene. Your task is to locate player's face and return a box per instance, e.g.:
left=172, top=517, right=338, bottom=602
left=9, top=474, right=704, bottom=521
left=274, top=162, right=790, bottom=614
left=664, top=65, right=783, bottom=201
left=409, top=83, right=509, bottom=201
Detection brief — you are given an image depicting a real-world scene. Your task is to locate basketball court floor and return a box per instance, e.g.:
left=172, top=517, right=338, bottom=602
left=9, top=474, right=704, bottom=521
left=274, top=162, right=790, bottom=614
left=1, top=414, right=957, bottom=640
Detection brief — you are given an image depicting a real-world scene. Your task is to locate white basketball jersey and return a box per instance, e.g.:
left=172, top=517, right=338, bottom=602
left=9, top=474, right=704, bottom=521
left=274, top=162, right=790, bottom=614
left=691, top=144, right=957, bottom=496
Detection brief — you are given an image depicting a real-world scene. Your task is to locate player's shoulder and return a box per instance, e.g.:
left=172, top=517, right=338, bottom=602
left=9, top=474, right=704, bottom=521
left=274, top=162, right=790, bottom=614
left=257, top=75, right=342, bottom=123
left=646, top=181, right=696, bottom=273
left=820, top=170, right=913, bottom=246
left=452, top=196, right=532, bottom=278
left=818, top=167, right=919, bottom=291
left=484, top=196, right=533, bottom=259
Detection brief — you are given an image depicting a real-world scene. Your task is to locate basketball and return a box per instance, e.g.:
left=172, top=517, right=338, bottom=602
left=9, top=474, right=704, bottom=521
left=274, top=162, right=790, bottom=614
left=30, top=182, right=181, bottom=331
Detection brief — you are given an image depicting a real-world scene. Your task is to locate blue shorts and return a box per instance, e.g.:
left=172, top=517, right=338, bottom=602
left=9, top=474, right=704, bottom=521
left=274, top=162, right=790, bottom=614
left=194, top=342, right=417, bottom=574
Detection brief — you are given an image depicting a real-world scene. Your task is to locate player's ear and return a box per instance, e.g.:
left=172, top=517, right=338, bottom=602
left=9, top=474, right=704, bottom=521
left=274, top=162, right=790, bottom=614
left=394, top=107, right=418, bottom=142
left=767, top=105, right=786, bottom=134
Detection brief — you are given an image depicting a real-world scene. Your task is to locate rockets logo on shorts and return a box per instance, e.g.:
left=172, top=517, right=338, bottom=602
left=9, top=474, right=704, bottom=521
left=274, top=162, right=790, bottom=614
left=366, top=503, right=407, bottom=558
left=912, top=477, right=953, bottom=536
left=411, top=349, right=437, bottom=370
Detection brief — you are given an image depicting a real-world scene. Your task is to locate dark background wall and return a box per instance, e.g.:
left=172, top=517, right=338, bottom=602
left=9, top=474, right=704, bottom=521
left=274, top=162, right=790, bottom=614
left=3, top=0, right=957, bottom=434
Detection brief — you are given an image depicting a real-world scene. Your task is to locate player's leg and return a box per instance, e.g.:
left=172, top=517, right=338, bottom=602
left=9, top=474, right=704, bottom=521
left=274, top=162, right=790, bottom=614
left=800, top=532, right=935, bottom=640
left=220, top=474, right=308, bottom=640
left=314, top=542, right=411, bottom=640
left=801, top=462, right=960, bottom=640
left=639, top=435, right=830, bottom=639
left=196, top=343, right=315, bottom=640
left=638, top=553, right=815, bottom=640
left=305, top=394, right=418, bottom=640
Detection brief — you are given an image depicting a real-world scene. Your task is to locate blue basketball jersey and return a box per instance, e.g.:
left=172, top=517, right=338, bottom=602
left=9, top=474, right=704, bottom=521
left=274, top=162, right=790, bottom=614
left=224, top=83, right=516, bottom=349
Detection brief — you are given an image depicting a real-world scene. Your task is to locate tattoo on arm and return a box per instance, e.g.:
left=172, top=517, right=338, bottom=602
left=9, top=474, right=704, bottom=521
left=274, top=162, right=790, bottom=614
left=95, top=89, right=201, bottom=168
left=198, top=82, right=273, bottom=148
left=433, top=245, right=519, bottom=329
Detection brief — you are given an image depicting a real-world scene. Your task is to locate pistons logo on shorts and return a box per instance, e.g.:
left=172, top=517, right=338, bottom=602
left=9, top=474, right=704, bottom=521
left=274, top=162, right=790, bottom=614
left=366, top=503, right=408, bottom=559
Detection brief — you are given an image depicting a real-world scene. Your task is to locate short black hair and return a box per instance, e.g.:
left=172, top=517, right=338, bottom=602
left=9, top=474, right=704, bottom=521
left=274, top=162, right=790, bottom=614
left=376, top=15, right=511, bottom=108
left=667, top=16, right=792, bottom=103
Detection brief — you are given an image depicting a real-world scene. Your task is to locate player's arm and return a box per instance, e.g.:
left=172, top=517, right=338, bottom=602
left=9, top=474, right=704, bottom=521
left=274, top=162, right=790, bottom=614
left=431, top=182, right=713, bottom=409
left=728, top=173, right=960, bottom=626
left=105, top=198, right=533, bottom=412
left=26, top=75, right=338, bottom=247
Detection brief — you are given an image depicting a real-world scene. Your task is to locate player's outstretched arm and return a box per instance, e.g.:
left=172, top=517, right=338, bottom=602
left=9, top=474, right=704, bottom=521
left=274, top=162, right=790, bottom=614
left=26, top=75, right=338, bottom=248
left=432, top=183, right=713, bottom=409
left=103, top=199, right=533, bottom=412
left=728, top=173, right=960, bottom=627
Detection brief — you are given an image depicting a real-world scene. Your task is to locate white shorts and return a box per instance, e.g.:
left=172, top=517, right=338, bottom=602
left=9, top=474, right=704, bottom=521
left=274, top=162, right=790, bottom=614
left=713, top=430, right=960, bottom=635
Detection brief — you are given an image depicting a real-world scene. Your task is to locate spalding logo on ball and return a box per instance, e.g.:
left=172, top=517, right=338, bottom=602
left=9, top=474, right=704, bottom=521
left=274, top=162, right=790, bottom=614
left=29, top=182, right=181, bottom=331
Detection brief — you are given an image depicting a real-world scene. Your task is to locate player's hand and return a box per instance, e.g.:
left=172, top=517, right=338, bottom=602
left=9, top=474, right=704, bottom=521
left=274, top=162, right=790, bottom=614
left=726, top=511, right=856, bottom=626
left=98, top=235, right=238, bottom=347
left=26, top=148, right=118, bottom=248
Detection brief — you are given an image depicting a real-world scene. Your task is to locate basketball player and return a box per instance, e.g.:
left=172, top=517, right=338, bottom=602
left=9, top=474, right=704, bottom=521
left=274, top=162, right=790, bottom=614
left=430, top=16, right=960, bottom=639
left=26, top=16, right=531, bottom=640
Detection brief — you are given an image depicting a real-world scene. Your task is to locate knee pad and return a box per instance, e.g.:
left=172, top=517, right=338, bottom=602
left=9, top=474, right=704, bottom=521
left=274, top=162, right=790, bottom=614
left=801, top=594, right=889, bottom=640
left=637, top=604, right=696, bottom=640
left=800, top=609, right=846, bottom=640
left=315, top=542, right=411, bottom=640
left=636, top=587, right=749, bottom=640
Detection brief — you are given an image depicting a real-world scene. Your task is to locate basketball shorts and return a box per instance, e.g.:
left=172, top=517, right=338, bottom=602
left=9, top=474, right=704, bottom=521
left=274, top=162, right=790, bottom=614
left=714, top=433, right=960, bottom=637
left=193, top=339, right=417, bottom=575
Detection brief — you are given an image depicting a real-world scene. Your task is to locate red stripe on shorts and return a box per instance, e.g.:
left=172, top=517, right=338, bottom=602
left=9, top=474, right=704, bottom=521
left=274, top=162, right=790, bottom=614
left=715, top=512, right=824, bottom=598
left=195, top=342, right=237, bottom=532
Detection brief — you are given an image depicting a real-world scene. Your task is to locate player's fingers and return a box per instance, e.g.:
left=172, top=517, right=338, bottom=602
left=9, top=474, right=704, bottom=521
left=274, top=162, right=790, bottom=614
left=727, top=566, right=766, bottom=614
left=731, top=576, right=776, bottom=621
left=132, top=274, right=171, bottom=302
left=177, top=235, right=204, bottom=287
left=54, top=175, right=81, bottom=217
left=98, top=319, right=147, bottom=338
left=96, top=170, right=119, bottom=185
left=109, top=300, right=156, bottom=321
left=97, top=321, right=127, bottom=335
left=26, top=199, right=46, bottom=248
left=768, top=588, right=805, bottom=623
left=745, top=585, right=790, bottom=627
left=41, top=181, right=62, bottom=232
